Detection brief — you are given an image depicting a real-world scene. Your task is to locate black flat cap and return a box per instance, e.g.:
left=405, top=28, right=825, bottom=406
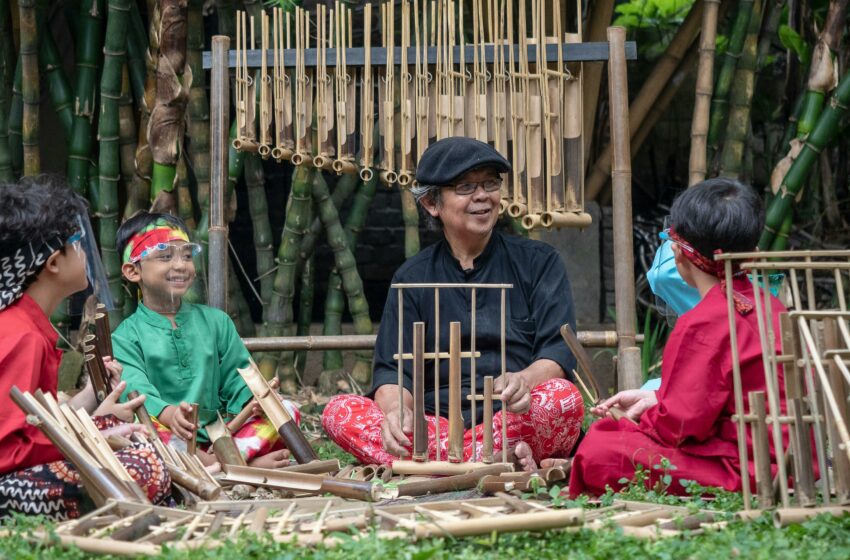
left=415, top=137, right=511, bottom=185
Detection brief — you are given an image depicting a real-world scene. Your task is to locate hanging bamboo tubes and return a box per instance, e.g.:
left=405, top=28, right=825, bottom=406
left=271, top=8, right=294, bottom=162
left=687, top=0, right=720, bottom=185
left=258, top=10, right=273, bottom=158
left=233, top=11, right=257, bottom=153
left=313, top=4, right=334, bottom=170
left=333, top=2, right=357, bottom=174
left=292, top=7, right=313, bottom=166
left=506, top=3, right=527, bottom=219
left=359, top=3, right=375, bottom=180
left=378, top=0, right=397, bottom=185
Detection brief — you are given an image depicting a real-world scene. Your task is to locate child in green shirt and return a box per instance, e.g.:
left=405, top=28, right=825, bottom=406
left=115, top=212, right=297, bottom=468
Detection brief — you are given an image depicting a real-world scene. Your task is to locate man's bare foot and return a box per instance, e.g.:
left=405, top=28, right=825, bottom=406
left=513, top=441, right=537, bottom=472
left=248, top=448, right=291, bottom=469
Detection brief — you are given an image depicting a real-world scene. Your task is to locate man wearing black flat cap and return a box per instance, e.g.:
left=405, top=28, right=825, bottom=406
left=322, top=137, right=584, bottom=469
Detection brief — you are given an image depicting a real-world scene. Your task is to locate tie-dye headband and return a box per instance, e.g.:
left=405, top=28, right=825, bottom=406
left=123, top=220, right=191, bottom=264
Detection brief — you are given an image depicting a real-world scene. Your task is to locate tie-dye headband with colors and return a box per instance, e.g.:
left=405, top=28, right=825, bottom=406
left=123, top=220, right=191, bottom=264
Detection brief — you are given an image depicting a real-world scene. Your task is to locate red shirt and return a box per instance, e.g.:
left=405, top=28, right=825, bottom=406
left=0, top=294, right=63, bottom=474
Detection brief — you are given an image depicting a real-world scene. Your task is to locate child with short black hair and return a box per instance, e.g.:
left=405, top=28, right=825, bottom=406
left=114, top=212, right=296, bottom=468
left=568, top=177, right=809, bottom=496
left=0, top=175, right=169, bottom=520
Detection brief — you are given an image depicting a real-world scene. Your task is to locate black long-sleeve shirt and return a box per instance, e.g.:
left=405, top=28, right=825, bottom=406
left=369, top=231, right=576, bottom=427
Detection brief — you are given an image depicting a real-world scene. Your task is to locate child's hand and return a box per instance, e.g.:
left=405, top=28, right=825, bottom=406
left=100, top=422, right=149, bottom=439
left=248, top=449, right=291, bottom=469
left=102, top=356, right=123, bottom=386
left=159, top=402, right=197, bottom=440
left=92, top=381, right=146, bottom=422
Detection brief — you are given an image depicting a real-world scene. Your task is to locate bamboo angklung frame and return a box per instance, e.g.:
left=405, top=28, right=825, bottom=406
left=233, top=11, right=257, bottom=152
left=715, top=250, right=850, bottom=510
left=258, top=10, right=272, bottom=158
left=394, top=282, right=512, bottom=465
left=271, top=8, right=294, bottom=161
left=332, top=2, right=357, bottom=174
left=378, top=0, right=397, bottom=185
left=313, top=4, right=334, bottom=170
left=292, top=7, right=313, bottom=166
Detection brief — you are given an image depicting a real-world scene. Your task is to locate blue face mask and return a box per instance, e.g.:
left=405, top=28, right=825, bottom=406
left=646, top=239, right=701, bottom=317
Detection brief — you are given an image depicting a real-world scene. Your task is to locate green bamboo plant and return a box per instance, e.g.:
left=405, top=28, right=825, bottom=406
left=67, top=0, right=106, bottom=195
left=400, top=188, right=420, bottom=258
left=295, top=253, right=315, bottom=379
left=7, top=62, right=21, bottom=177
left=126, top=0, right=148, bottom=106
left=717, top=0, right=763, bottom=177
left=0, top=0, right=14, bottom=182
left=244, top=154, right=275, bottom=316
left=260, top=164, right=315, bottom=388
left=97, top=0, right=131, bottom=326
left=37, top=9, right=73, bottom=138
left=706, top=0, right=753, bottom=158
left=19, top=0, right=40, bottom=176
left=759, top=68, right=850, bottom=249
left=118, top=68, right=138, bottom=319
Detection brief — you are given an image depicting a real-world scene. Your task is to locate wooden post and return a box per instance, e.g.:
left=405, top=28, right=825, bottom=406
left=748, top=391, right=773, bottom=508
left=482, top=376, right=494, bottom=464
left=606, top=27, right=641, bottom=390
left=412, top=321, right=428, bottom=461
left=209, top=35, right=230, bottom=311
left=448, top=321, right=463, bottom=462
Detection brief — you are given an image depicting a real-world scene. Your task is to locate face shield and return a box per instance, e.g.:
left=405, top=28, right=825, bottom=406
left=646, top=239, right=701, bottom=326
left=68, top=214, right=116, bottom=315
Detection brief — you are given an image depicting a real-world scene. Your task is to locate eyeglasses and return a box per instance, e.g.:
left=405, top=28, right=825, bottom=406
left=445, top=178, right=502, bottom=196
left=136, top=242, right=202, bottom=263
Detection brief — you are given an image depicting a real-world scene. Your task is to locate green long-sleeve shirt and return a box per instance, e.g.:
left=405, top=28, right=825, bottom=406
left=113, top=301, right=253, bottom=441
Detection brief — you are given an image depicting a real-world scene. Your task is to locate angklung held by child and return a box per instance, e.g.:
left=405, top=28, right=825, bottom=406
left=565, top=177, right=814, bottom=496
left=0, top=175, right=170, bottom=520
left=114, top=212, right=300, bottom=469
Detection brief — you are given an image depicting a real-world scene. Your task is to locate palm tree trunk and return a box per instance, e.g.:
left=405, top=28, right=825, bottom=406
left=148, top=0, right=191, bottom=211
left=97, top=0, right=131, bottom=326
left=706, top=0, right=753, bottom=160
left=759, top=68, right=850, bottom=249
left=67, top=0, right=106, bottom=195
left=687, top=0, right=720, bottom=185
left=19, top=0, right=40, bottom=176
left=717, top=0, right=763, bottom=178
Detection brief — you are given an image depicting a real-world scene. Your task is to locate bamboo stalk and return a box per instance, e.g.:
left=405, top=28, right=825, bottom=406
left=759, top=69, right=850, bottom=249
left=209, top=35, right=230, bottom=311
left=244, top=154, right=274, bottom=310
left=687, top=0, right=720, bottom=185
left=125, top=0, right=148, bottom=106
left=412, top=321, right=427, bottom=461
left=259, top=165, right=315, bottom=386
left=312, top=172, right=374, bottom=386
left=7, top=60, right=22, bottom=178
left=294, top=252, right=315, bottom=379
left=586, top=0, right=704, bottom=201
left=19, top=0, right=39, bottom=176
left=117, top=67, right=138, bottom=221
left=67, top=0, right=106, bottom=195
left=706, top=0, right=753, bottom=158
left=37, top=11, right=74, bottom=138
left=582, top=0, right=615, bottom=166
left=0, top=3, right=12, bottom=182
left=148, top=0, right=191, bottom=208
left=187, top=0, right=211, bottom=244
left=717, top=0, right=763, bottom=178
left=448, top=321, right=463, bottom=462
left=98, top=0, right=131, bottom=327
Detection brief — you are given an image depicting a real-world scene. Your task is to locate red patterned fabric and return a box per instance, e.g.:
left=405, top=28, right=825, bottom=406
left=322, top=378, right=584, bottom=465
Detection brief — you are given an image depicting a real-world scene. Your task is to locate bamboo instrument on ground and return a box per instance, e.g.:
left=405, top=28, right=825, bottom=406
left=448, top=321, right=463, bottom=462
left=396, top=464, right=512, bottom=497
left=413, top=508, right=583, bottom=538
left=237, top=359, right=318, bottom=463
left=206, top=413, right=247, bottom=466
left=392, top=460, right=513, bottom=476
left=482, top=375, right=495, bottom=463
left=747, top=391, right=773, bottom=508
left=220, top=464, right=395, bottom=501
left=412, top=321, right=428, bottom=461
left=10, top=387, right=142, bottom=505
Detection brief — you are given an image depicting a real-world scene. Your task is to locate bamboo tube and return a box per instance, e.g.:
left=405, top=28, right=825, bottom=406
left=824, top=319, right=850, bottom=503
left=748, top=391, right=774, bottom=508
left=18, top=0, right=38, bottom=176
left=687, top=0, right=720, bottom=185
left=125, top=1, right=147, bottom=107
left=397, top=464, right=512, bottom=497
left=359, top=3, right=375, bottom=177
left=207, top=414, right=246, bottom=466
left=414, top=508, right=583, bottom=538
left=413, top=321, right=428, bottom=461
left=209, top=35, right=230, bottom=311
left=448, top=321, right=463, bottom=462
left=773, top=507, right=850, bottom=528
left=0, top=36, right=13, bottom=180
left=606, top=27, right=641, bottom=390
left=788, top=397, right=817, bottom=505
left=294, top=253, right=315, bottom=378
left=717, top=0, right=764, bottom=177
left=10, top=388, right=139, bottom=505
left=393, top=460, right=514, bottom=476
left=586, top=1, right=704, bottom=201
left=279, top=459, right=341, bottom=475
left=238, top=360, right=318, bottom=463
left=482, top=376, right=494, bottom=463
left=187, top=0, right=212, bottom=257
left=244, top=155, right=274, bottom=311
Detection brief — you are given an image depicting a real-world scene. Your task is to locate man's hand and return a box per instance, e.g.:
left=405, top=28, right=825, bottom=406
left=494, top=372, right=531, bottom=414
left=92, top=381, right=146, bottom=422
left=592, top=389, right=657, bottom=422
left=380, top=404, right=414, bottom=457
left=158, top=401, right=198, bottom=440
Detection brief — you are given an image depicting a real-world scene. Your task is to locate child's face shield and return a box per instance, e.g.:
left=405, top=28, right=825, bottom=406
left=134, top=242, right=202, bottom=264
left=68, top=214, right=116, bottom=314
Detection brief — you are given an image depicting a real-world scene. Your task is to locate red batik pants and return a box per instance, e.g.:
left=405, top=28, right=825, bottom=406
left=322, top=378, right=584, bottom=465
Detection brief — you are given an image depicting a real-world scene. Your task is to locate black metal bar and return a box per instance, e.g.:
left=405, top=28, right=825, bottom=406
left=202, top=41, right=637, bottom=70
